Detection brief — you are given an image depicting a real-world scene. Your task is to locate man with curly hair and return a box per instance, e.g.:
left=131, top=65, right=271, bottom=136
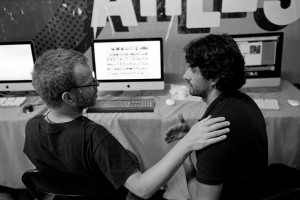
left=165, top=34, right=268, bottom=200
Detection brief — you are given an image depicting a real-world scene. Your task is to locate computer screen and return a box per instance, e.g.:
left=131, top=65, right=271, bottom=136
left=0, top=41, right=36, bottom=91
left=91, top=38, right=164, bottom=91
left=231, top=32, right=283, bottom=88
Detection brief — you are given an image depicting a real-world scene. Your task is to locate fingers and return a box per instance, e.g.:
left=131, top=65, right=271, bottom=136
left=198, top=115, right=212, bottom=124
left=188, top=118, right=230, bottom=142
left=192, top=134, right=228, bottom=151
left=205, top=121, right=230, bottom=133
left=165, top=132, right=180, bottom=143
left=197, top=116, right=227, bottom=127
left=165, top=125, right=180, bottom=137
left=164, top=127, right=175, bottom=137
left=204, top=134, right=227, bottom=146
left=164, top=127, right=178, bottom=142
left=165, top=136, right=176, bottom=143
left=190, top=133, right=228, bottom=151
left=206, top=127, right=230, bottom=138
left=178, top=113, right=185, bottom=123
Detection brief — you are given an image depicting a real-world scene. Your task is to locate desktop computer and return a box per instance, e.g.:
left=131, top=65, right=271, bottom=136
left=91, top=37, right=164, bottom=92
left=0, top=41, right=36, bottom=92
left=231, top=32, right=284, bottom=91
left=0, top=41, right=37, bottom=108
left=88, top=37, right=165, bottom=113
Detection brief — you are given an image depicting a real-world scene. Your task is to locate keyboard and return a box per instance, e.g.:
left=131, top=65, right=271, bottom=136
left=86, top=98, right=155, bottom=113
left=0, top=96, right=27, bottom=107
left=254, top=98, right=279, bottom=110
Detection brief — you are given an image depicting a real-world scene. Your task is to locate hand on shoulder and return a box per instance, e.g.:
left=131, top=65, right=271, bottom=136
left=181, top=115, right=230, bottom=152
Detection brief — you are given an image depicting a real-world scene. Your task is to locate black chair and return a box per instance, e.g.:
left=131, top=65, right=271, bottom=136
left=261, top=188, right=300, bottom=200
left=22, top=169, right=128, bottom=200
left=251, top=163, right=300, bottom=200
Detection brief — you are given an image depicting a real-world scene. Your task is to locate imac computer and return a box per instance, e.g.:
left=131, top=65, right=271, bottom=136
left=91, top=38, right=164, bottom=91
left=231, top=32, right=283, bottom=89
left=0, top=41, right=36, bottom=91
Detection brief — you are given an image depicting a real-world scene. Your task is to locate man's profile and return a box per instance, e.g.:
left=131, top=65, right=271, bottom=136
left=165, top=34, right=268, bottom=200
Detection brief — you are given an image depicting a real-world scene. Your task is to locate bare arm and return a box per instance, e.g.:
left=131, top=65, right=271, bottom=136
left=124, top=116, right=230, bottom=199
left=183, top=155, right=223, bottom=200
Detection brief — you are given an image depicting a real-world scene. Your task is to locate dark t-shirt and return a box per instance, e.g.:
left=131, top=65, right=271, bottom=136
left=23, top=115, right=139, bottom=191
left=196, top=91, right=268, bottom=199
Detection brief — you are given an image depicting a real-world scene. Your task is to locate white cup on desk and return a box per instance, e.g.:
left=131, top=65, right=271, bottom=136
left=170, top=85, right=188, bottom=100
left=177, top=85, right=188, bottom=100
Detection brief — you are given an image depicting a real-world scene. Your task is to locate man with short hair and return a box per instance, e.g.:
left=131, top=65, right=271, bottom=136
left=165, top=34, right=268, bottom=200
left=24, top=48, right=230, bottom=199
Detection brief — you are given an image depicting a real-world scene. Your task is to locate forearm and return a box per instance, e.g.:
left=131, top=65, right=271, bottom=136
left=183, top=155, right=198, bottom=200
left=125, top=139, right=191, bottom=198
left=183, top=155, right=223, bottom=200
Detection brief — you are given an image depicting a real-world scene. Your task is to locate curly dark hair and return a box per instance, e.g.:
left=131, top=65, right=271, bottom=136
left=183, top=33, right=246, bottom=91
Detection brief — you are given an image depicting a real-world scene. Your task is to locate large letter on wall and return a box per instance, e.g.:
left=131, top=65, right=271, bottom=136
left=222, top=0, right=257, bottom=12
left=91, top=0, right=137, bottom=28
left=165, top=0, right=182, bottom=16
left=140, top=0, right=156, bottom=16
left=264, top=0, right=300, bottom=25
left=186, top=0, right=220, bottom=28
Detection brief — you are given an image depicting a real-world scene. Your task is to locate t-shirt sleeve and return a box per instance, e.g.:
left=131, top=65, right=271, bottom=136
left=93, top=132, right=140, bottom=189
left=196, top=139, right=230, bottom=185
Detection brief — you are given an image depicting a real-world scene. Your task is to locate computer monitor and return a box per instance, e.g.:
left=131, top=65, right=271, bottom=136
left=0, top=41, right=36, bottom=91
left=91, top=38, right=164, bottom=91
left=231, top=32, right=283, bottom=88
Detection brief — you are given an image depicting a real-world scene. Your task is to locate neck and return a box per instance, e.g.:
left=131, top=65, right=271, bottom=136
left=46, top=106, right=83, bottom=123
left=203, top=89, right=222, bottom=106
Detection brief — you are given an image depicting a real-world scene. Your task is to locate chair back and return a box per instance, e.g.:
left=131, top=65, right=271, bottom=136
left=22, top=169, right=125, bottom=199
left=252, top=164, right=300, bottom=200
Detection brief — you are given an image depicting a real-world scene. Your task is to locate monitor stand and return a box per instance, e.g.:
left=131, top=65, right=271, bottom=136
left=97, top=90, right=143, bottom=98
left=121, top=90, right=143, bottom=97
left=97, top=90, right=123, bottom=98
left=97, top=89, right=168, bottom=98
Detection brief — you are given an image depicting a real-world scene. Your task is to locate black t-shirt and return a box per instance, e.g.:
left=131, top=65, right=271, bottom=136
left=196, top=91, right=268, bottom=199
left=24, top=115, right=139, bottom=191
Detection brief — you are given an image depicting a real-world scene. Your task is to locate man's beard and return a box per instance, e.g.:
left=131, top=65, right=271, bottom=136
left=75, top=93, right=96, bottom=110
left=189, top=86, right=208, bottom=99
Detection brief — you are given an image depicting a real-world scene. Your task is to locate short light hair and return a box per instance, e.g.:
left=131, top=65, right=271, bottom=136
left=32, top=48, right=88, bottom=108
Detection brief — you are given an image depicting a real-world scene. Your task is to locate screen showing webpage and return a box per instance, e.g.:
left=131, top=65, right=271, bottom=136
left=93, top=40, right=162, bottom=80
left=235, top=36, right=279, bottom=78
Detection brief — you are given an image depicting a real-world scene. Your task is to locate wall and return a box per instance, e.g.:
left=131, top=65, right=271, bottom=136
left=1, top=0, right=299, bottom=84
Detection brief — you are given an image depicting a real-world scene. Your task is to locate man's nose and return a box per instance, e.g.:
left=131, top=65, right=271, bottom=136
left=183, top=71, right=189, bottom=81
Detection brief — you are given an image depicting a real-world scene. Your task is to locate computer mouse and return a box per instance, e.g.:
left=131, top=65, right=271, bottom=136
left=23, top=104, right=34, bottom=113
left=166, top=98, right=175, bottom=106
left=287, top=99, right=300, bottom=107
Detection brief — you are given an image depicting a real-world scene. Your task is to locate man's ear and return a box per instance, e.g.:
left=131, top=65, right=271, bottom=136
left=211, top=78, right=219, bottom=89
left=62, top=92, right=75, bottom=105
left=210, top=80, right=216, bottom=89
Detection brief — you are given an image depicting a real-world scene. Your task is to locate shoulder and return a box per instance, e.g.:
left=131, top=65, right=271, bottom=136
left=26, top=114, right=45, bottom=128
left=27, top=114, right=44, bottom=122
left=79, top=116, right=113, bottom=141
left=213, top=91, right=258, bottom=115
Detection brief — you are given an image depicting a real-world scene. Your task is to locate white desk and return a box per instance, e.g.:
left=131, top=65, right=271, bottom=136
left=0, top=100, right=46, bottom=188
